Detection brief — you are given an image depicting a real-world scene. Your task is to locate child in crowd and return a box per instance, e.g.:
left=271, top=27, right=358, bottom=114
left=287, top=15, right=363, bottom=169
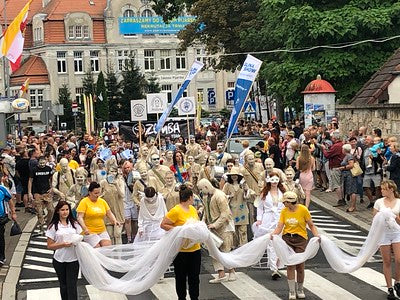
left=367, top=137, right=384, bottom=171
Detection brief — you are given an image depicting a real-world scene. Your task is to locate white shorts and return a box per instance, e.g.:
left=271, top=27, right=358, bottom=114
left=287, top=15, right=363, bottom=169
left=83, top=231, right=111, bottom=247
left=124, top=205, right=138, bottom=220
left=380, top=231, right=400, bottom=246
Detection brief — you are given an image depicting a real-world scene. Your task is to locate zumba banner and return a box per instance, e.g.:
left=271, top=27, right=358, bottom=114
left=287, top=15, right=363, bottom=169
left=119, top=119, right=195, bottom=141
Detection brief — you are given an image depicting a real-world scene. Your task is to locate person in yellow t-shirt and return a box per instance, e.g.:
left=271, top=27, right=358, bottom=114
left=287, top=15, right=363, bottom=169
left=161, top=185, right=201, bottom=300
left=271, top=191, right=319, bottom=300
left=77, top=182, right=121, bottom=248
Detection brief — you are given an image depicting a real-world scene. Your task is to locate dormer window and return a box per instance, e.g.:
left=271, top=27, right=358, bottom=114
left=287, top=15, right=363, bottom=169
left=68, top=25, right=90, bottom=40
left=141, top=9, right=152, bottom=17
left=123, top=9, right=135, bottom=17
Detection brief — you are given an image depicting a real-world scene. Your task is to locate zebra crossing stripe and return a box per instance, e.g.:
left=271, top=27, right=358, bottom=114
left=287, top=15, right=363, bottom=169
left=313, top=223, right=351, bottom=228
left=85, top=285, right=128, bottom=300
left=25, top=255, right=53, bottom=264
left=27, top=287, right=60, bottom=300
left=350, top=267, right=387, bottom=292
left=150, top=277, right=188, bottom=299
left=23, top=264, right=56, bottom=273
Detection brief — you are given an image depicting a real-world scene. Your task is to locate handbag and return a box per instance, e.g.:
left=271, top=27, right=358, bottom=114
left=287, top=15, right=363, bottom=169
left=10, top=221, right=22, bottom=236
left=0, top=215, right=9, bottom=226
left=351, top=161, right=363, bottom=177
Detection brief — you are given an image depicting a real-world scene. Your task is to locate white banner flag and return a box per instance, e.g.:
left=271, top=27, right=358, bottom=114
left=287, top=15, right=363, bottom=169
left=130, top=99, right=147, bottom=121
left=178, top=97, right=196, bottom=116
left=146, top=93, right=168, bottom=114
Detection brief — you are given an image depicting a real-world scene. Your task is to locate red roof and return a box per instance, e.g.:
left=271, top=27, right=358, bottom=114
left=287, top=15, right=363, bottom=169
left=10, top=55, right=49, bottom=86
left=42, top=0, right=107, bottom=20
left=302, top=75, right=336, bottom=94
left=0, top=0, right=43, bottom=24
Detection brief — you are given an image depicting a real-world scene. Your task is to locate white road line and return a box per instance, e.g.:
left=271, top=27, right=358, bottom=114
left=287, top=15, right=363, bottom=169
left=27, top=287, right=60, bottom=300
left=350, top=267, right=387, bottom=292
left=25, top=255, right=53, bottom=264
left=23, top=264, right=56, bottom=273
left=29, top=240, right=48, bottom=246
left=322, top=228, right=361, bottom=233
left=85, top=285, right=128, bottom=300
left=151, top=278, right=189, bottom=299
left=340, top=240, right=366, bottom=245
left=331, top=234, right=367, bottom=239
left=20, top=277, right=59, bottom=283
left=310, top=215, right=335, bottom=219
left=309, top=210, right=322, bottom=213
left=313, top=223, right=351, bottom=227
left=217, top=272, right=280, bottom=299
left=26, top=247, right=53, bottom=254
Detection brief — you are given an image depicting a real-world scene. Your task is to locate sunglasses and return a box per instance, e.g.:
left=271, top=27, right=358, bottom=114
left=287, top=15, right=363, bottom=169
left=152, top=157, right=160, bottom=160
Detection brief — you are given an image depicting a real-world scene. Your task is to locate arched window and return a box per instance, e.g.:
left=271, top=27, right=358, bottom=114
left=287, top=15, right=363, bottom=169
left=123, top=9, right=135, bottom=17
left=141, top=9, right=153, bottom=17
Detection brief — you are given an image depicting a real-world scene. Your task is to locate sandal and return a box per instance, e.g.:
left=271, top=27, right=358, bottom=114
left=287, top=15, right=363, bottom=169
left=346, top=208, right=356, bottom=213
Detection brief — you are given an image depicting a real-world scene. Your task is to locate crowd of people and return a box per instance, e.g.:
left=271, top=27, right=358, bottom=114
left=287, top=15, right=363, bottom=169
left=0, top=117, right=399, bottom=300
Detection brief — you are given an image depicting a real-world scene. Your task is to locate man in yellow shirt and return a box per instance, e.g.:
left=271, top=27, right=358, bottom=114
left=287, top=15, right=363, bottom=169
left=161, top=185, right=201, bottom=300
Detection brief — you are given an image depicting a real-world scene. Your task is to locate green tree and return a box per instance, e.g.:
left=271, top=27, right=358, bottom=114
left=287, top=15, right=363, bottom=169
left=95, top=71, right=109, bottom=122
left=146, top=74, right=161, bottom=93
left=58, top=84, right=74, bottom=130
left=154, top=0, right=400, bottom=119
left=106, top=68, right=123, bottom=121
left=121, top=57, right=148, bottom=120
left=82, top=71, right=96, bottom=97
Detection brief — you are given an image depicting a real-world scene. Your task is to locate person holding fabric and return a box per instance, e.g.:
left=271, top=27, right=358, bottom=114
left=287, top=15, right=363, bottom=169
left=271, top=191, right=320, bottom=300
left=253, top=171, right=286, bottom=280
left=77, top=182, right=121, bottom=247
left=160, top=185, right=201, bottom=300
left=373, top=180, right=400, bottom=300
left=46, top=201, right=82, bottom=300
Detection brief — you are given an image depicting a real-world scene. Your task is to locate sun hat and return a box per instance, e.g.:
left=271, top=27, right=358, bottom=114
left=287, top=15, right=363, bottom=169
left=281, top=191, right=298, bottom=203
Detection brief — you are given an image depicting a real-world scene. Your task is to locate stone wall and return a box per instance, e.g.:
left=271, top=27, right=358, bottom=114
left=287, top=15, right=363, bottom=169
left=337, top=104, right=400, bottom=137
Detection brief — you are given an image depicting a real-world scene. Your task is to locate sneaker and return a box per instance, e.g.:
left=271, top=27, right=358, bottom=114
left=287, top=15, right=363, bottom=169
left=228, top=272, right=237, bottom=281
left=209, top=275, right=228, bottom=284
left=388, top=287, right=396, bottom=300
left=394, top=282, right=400, bottom=297
left=297, top=289, right=306, bottom=299
left=271, top=271, right=281, bottom=280
left=366, top=164, right=372, bottom=169
left=288, top=291, right=296, bottom=300
left=325, top=189, right=332, bottom=193
left=0, top=259, right=6, bottom=266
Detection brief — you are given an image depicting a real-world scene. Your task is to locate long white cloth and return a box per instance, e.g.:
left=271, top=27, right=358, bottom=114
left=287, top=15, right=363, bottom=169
left=66, top=209, right=396, bottom=295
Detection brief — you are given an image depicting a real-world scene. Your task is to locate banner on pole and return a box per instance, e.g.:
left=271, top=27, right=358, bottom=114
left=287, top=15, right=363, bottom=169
left=226, top=55, right=263, bottom=138
left=155, top=60, right=204, bottom=133
left=130, top=99, right=147, bottom=121
left=178, top=97, right=196, bottom=116
left=119, top=119, right=195, bottom=141
left=147, top=93, right=168, bottom=114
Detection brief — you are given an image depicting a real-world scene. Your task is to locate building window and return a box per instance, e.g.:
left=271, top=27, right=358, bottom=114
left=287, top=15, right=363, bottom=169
left=74, top=51, right=83, bottom=73
left=83, top=26, right=89, bottom=38
left=141, top=9, right=153, bottom=17
left=117, top=50, right=135, bottom=71
left=30, top=89, right=43, bottom=108
left=123, top=9, right=135, bottom=17
left=160, top=50, right=171, bottom=70
left=90, top=51, right=100, bottom=72
left=68, top=26, right=74, bottom=39
left=176, top=52, right=186, bottom=70
left=177, top=84, right=188, bottom=97
left=228, top=81, right=235, bottom=88
left=197, top=88, right=204, bottom=103
left=75, top=25, right=82, bottom=38
left=57, top=51, right=67, bottom=73
left=196, top=48, right=209, bottom=68
left=76, top=87, right=84, bottom=104
left=144, top=50, right=155, bottom=71
left=161, top=84, right=172, bottom=102
left=141, top=0, right=150, bottom=4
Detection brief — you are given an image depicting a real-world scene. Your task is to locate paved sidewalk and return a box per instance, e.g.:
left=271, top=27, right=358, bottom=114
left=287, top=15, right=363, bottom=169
left=0, top=208, right=37, bottom=300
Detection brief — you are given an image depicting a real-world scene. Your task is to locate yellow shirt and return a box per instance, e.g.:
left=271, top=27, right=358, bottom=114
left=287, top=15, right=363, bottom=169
left=77, top=197, right=110, bottom=234
left=279, top=204, right=311, bottom=240
left=165, top=204, right=201, bottom=252
left=55, top=160, right=79, bottom=172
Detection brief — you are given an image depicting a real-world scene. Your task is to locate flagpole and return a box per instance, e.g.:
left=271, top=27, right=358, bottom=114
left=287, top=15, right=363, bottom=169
left=186, top=114, right=190, bottom=142
left=156, top=113, right=161, bottom=154
left=138, top=120, right=142, bottom=147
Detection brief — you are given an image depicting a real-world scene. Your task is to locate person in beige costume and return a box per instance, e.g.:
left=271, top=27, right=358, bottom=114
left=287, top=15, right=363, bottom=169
left=66, top=167, right=88, bottom=209
left=258, top=158, right=287, bottom=191
left=163, top=150, right=174, bottom=168
left=100, top=165, right=125, bottom=245
left=186, top=155, right=200, bottom=176
left=148, top=153, right=170, bottom=188
left=52, top=158, right=75, bottom=202
left=135, top=146, right=150, bottom=171
left=195, top=141, right=209, bottom=166
left=160, top=171, right=180, bottom=210
left=186, top=135, right=201, bottom=158
left=132, top=167, right=163, bottom=206
left=240, top=153, right=264, bottom=225
left=197, top=179, right=236, bottom=283
left=147, top=137, right=159, bottom=158
left=213, top=142, right=232, bottom=167
left=199, top=154, right=221, bottom=186
left=284, top=167, right=306, bottom=205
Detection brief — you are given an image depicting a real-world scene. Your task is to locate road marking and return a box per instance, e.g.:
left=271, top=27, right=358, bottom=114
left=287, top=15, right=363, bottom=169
left=26, top=247, right=53, bottom=254
left=309, top=210, right=322, bottom=213
left=27, top=287, right=60, bottom=300
left=85, top=285, right=128, bottom=300
left=322, top=228, right=361, bottom=233
left=340, top=240, right=365, bottom=245
left=25, top=255, right=53, bottom=264
left=20, top=277, right=59, bottom=283
left=151, top=278, right=188, bottom=299
left=216, top=272, right=280, bottom=299
left=310, top=215, right=335, bottom=219
left=350, top=267, right=387, bottom=292
left=313, top=223, right=351, bottom=227
left=331, top=234, right=366, bottom=239
left=29, top=240, right=48, bottom=246
left=23, top=264, right=55, bottom=273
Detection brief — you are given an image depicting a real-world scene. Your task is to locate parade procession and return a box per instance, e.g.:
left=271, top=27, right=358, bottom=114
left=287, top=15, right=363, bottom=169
left=1, top=0, right=400, bottom=300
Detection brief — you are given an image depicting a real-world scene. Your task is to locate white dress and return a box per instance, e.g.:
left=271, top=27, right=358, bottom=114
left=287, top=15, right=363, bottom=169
left=134, top=194, right=167, bottom=243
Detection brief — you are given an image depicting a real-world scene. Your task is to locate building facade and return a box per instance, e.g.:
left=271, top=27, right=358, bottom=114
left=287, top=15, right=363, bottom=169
left=0, top=0, right=238, bottom=126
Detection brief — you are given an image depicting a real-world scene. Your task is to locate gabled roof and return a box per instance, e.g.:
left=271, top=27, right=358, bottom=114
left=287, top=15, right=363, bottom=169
left=351, top=49, right=400, bottom=106
left=0, top=0, right=43, bottom=24
left=42, top=0, right=107, bottom=20
left=10, top=56, right=49, bottom=86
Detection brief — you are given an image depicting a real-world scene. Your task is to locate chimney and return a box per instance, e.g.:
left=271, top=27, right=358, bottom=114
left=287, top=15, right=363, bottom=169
left=42, top=0, right=51, bottom=7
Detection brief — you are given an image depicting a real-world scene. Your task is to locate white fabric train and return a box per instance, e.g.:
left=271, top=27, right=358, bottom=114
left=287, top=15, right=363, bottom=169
left=66, top=209, right=397, bottom=295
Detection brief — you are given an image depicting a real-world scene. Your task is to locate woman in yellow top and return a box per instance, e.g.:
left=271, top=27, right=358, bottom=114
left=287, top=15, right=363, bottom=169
left=77, top=182, right=121, bottom=248
left=271, top=191, right=319, bottom=300
left=160, top=185, right=201, bottom=300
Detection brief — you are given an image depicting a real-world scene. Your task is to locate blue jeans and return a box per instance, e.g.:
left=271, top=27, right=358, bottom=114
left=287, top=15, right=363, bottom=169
left=356, top=175, right=364, bottom=198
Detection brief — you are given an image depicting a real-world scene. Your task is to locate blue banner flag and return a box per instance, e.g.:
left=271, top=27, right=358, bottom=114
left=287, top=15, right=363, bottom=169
left=226, top=55, right=263, bottom=138
left=155, top=61, right=204, bottom=133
